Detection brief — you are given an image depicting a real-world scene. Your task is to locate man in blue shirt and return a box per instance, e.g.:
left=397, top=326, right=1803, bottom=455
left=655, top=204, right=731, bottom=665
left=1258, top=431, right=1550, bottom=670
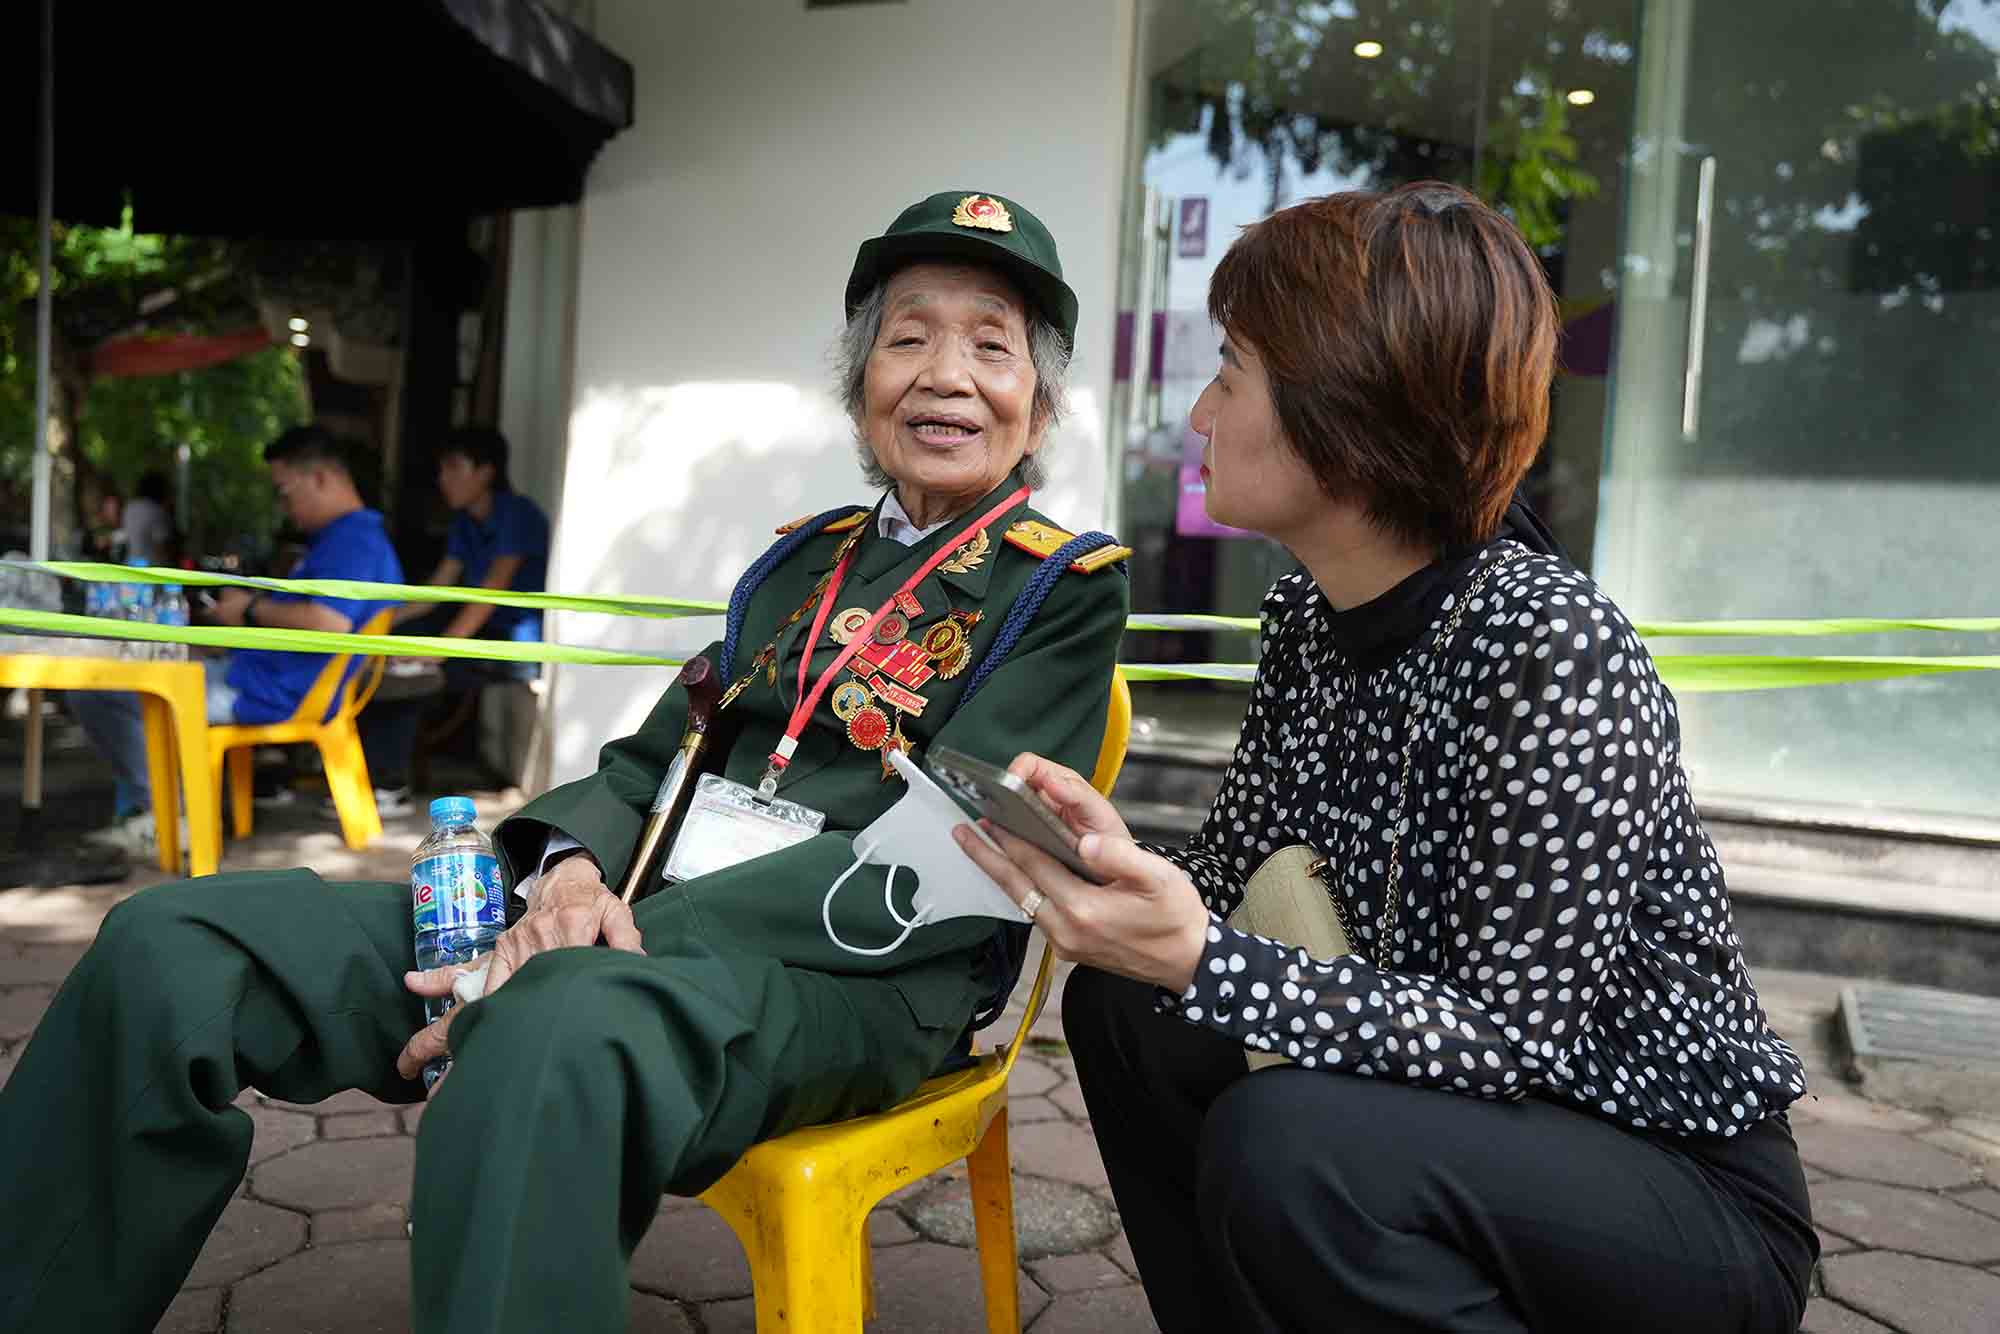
left=70, top=426, right=402, bottom=854
left=357, top=427, right=551, bottom=809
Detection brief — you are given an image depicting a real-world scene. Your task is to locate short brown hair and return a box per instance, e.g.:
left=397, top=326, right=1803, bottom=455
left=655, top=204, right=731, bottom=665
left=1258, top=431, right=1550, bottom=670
left=1207, top=182, right=1558, bottom=549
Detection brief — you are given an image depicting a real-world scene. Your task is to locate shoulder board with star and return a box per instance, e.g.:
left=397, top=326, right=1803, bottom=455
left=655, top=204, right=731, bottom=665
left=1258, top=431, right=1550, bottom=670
left=1004, top=519, right=1133, bottom=574
left=775, top=508, right=871, bottom=536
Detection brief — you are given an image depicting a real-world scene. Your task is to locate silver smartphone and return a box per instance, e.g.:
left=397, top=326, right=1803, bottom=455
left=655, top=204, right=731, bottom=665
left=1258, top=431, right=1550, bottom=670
left=925, top=746, right=1104, bottom=883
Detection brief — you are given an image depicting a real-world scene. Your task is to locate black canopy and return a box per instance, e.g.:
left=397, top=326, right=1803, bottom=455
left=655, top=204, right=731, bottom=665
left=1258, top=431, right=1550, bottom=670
left=5, top=0, right=634, bottom=238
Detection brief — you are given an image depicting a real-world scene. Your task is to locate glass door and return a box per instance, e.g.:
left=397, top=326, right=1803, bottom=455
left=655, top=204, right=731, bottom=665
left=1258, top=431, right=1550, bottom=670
left=1598, top=0, right=2000, bottom=819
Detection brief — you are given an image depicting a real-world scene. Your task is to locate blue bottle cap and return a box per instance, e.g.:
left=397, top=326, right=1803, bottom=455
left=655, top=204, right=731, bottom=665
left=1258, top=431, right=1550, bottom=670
left=429, top=796, right=477, bottom=828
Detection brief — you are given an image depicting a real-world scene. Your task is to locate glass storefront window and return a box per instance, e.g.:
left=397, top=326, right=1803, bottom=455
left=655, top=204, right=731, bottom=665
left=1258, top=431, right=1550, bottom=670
left=1115, top=0, right=2000, bottom=825
left=1114, top=0, right=1642, bottom=736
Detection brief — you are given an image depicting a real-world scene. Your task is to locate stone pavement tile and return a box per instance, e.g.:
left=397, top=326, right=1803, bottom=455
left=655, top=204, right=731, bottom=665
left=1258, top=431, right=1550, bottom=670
left=242, top=1103, right=317, bottom=1166
left=402, top=1101, right=427, bottom=1134
left=694, top=1243, right=1050, bottom=1334
left=226, top=1238, right=411, bottom=1333
left=1047, top=1081, right=1089, bottom=1120
left=1798, top=1297, right=1895, bottom=1333
left=627, top=1292, right=696, bottom=1333
left=1794, top=1122, right=1975, bottom=1189
left=1809, top=1181, right=2000, bottom=1262
left=1802, top=1165, right=1830, bottom=1185
left=1011, top=1121, right=1110, bottom=1190
left=261, top=1087, right=389, bottom=1116
left=313, top=1203, right=411, bottom=1245
left=1820, top=1251, right=2000, bottom=1334
left=1030, top=1283, right=1159, bottom=1333
left=1029, top=1250, right=1137, bottom=1293
left=184, top=1197, right=308, bottom=1288
left=0, top=984, right=53, bottom=1041
left=1012, top=1095, right=1066, bottom=1124
left=630, top=1201, right=752, bottom=1301
left=903, top=1172, right=1119, bottom=1260
left=865, top=1241, right=1049, bottom=1332
left=1009, top=1055, right=1062, bottom=1099
left=250, top=1136, right=415, bottom=1212
left=869, top=1207, right=918, bottom=1246
left=1953, top=1117, right=2000, bottom=1148
left=1815, top=1226, right=1857, bottom=1255
left=1105, top=1232, right=1139, bottom=1278
left=1919, top=1128, right=2000, bottom=1173
left=155, top=1286, right=223, bottom=1334
left=0, top=1044, right=15, bottom=1092
left=323, top=1109, right=404, bottom=1140
left=1790, top=1088, right=1934, bottom=1134
left=5, top=942, right=88, bottom=984
left=1954, top=1187, right=2000, bottom=1221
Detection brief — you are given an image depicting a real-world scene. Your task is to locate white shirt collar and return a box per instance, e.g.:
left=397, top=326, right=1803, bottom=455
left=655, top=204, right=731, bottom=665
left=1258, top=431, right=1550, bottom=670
left=876, top=490, right=951, bottom=547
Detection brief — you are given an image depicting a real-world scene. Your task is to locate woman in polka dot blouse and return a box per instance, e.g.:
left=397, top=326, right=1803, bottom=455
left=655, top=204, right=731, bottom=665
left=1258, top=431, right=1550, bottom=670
left=957, top=183, right=1817, bottom=1333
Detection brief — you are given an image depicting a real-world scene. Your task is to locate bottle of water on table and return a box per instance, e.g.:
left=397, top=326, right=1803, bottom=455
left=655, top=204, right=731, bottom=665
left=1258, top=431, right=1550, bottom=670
left=411, top=796, right=506, bottom=1091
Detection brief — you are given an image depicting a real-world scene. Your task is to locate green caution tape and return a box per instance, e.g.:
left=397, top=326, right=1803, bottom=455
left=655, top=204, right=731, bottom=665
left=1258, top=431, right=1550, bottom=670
left=7, top=562, right=2000, bottom=695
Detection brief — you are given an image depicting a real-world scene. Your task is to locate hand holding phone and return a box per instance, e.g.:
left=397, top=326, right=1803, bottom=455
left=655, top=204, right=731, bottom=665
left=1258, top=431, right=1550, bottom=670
left=924, top=746, right=1105, bottom=883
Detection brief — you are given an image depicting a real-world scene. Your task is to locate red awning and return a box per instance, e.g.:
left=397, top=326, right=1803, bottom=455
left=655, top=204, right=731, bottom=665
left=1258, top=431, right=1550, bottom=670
left=91, top=327, right=271, bottom=378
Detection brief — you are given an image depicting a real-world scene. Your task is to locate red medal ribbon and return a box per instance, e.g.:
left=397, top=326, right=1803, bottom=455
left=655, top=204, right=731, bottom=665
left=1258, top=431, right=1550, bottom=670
left=759, top=486, right=1029, bottom=795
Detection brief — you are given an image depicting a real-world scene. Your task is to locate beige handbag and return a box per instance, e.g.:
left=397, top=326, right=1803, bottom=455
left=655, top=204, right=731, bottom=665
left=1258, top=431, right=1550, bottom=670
left=1228, top=845, right=1353, bottom=1071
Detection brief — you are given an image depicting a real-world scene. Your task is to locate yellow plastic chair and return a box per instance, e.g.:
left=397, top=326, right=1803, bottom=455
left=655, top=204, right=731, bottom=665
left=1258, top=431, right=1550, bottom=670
left=699, top=668, right=1132, bottom=1333
left=207, top=608, right=394, bottom=850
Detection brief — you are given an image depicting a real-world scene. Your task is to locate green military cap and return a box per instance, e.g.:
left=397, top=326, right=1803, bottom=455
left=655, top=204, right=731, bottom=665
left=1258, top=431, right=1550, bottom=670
left=845, top=190, right=1079, bottom=347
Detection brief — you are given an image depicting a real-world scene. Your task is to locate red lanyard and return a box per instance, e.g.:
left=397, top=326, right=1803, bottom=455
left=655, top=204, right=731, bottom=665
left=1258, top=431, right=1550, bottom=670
left=758, top=486, right=1029, bottom=796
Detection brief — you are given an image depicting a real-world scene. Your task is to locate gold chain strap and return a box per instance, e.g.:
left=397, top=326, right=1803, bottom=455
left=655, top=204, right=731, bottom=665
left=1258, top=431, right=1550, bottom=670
left=1340, top=544, right=1523, bottom=971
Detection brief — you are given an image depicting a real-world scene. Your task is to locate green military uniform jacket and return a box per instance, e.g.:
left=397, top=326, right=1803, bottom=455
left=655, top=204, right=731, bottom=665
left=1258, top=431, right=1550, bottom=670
left=495, top=468, right=1129, bottom=1034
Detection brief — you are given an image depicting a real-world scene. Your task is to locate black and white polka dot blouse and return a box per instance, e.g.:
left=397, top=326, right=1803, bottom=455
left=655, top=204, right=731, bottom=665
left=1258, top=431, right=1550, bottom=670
left=1153, top=541, right=1811, bottom=1137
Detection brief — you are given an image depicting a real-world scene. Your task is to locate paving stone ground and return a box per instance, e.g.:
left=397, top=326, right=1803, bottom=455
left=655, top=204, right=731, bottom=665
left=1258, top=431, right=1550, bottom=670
left=2, top=798, right=1996, bottom=1331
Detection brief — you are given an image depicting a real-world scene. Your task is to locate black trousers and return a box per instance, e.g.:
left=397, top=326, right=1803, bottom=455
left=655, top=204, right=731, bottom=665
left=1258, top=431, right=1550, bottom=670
left=1062, top=967, right=1817, bottom=1334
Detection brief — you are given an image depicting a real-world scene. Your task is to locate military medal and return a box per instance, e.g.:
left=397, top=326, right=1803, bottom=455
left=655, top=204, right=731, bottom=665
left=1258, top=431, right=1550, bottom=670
left=829, top=607, right=872, bottom=645
left=873, top=611, right=910, bottom=645
left=879, top=723, right=914, bottom=781
left=952, top=194, right=1014, bottom=233
left=752, top=485, right=1029, bottom=799
left=846, top=704, right=891, bottom=751
left=869, top=677, right=928, bottom=717
left=893, top=590, right=923, bottom=616
left=830, top=679, right=873, bottom=722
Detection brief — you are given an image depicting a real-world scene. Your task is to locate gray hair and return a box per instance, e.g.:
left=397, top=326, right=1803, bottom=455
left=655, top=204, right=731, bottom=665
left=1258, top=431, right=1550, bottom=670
left=836, top=278, right=1071, bottom=492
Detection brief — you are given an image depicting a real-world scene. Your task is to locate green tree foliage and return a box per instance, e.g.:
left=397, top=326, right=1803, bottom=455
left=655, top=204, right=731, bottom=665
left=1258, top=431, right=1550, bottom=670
left=0, top=212, right=305, bottom=552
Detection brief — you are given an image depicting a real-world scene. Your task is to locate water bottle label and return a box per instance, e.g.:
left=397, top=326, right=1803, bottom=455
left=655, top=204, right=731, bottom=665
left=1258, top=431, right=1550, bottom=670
left=412, top=851, right=505, bottom=934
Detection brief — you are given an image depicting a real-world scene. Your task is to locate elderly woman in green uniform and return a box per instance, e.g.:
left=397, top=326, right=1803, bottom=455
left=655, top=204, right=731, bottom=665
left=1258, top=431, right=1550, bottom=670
left=0, top=191, right=1130, bottom=1334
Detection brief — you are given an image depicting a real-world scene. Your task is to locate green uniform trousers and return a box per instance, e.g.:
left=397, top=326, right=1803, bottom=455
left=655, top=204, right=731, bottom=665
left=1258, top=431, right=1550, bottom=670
left=0, top=868, right=981, bottom=1333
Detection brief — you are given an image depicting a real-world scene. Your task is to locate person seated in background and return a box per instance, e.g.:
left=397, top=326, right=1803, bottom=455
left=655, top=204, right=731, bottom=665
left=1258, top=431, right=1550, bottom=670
left=67, top=425, right=402, bottom=855
left=355, top=425, right=552, bottom=814
left=119, top=469, right=177, bottom=566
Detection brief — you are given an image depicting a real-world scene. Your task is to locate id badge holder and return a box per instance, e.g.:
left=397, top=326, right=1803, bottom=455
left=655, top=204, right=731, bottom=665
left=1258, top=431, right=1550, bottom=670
left=662, top=774, right=826, bottom=884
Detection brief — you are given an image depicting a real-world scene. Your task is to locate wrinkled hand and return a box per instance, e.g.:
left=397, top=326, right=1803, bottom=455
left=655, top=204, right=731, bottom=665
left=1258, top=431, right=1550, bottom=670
left=395, top=854, right=643, bottom=1092
left=210, top=587, right=253, bottom=627
left=952, top=753, right=1209, bottom=994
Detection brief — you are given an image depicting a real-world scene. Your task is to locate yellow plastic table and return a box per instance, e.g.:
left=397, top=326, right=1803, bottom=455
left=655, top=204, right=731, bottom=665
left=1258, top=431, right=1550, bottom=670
left=0, top=653, right=221, bottom=878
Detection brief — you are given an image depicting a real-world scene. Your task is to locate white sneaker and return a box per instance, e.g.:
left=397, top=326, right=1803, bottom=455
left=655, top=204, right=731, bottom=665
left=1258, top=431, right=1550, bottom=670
left=84, top=811, right=186, bottom=860
left=320, top=787, right=415, bottom=820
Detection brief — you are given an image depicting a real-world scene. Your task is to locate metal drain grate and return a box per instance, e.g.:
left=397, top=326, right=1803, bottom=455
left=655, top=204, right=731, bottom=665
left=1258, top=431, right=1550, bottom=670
left=1837, top=982, right=2000, bottom=1117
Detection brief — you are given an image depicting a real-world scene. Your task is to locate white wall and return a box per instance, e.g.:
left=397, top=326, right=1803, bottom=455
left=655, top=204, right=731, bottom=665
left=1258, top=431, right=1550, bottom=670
left=542, top=0, right=1139, bottom=785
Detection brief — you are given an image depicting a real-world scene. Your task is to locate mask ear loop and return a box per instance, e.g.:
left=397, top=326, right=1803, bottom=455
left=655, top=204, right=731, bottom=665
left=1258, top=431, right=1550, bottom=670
left=823, top=838, right=931, bottom=956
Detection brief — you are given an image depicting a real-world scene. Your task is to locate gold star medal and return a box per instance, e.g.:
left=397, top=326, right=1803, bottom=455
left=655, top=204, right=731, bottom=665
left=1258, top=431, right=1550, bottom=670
left=831, top=679, right=873, bottom=723
left=951, top=195, right=1014, bottom=232
left=880, top=723, right=915, bottom=782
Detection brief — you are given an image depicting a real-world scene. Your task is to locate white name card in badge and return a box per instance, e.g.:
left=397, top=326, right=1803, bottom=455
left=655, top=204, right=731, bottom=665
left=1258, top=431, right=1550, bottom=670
left=662, top=775, right=825, bottom=883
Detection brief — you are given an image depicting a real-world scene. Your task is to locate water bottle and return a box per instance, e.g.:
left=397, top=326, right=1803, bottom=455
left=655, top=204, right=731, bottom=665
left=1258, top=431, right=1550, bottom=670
left=156, top=586, right=190, bottom=661
left=411, top=796, right=506, bottom=1090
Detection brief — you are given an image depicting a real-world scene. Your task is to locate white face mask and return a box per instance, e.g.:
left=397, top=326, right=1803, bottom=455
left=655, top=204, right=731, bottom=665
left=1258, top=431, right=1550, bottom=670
left=822, top=748, right=1027, bottom=956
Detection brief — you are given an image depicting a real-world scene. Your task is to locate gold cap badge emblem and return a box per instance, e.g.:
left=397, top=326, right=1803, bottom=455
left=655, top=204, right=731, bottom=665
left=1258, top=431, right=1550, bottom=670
left=952, top=195, right=1014, bottom=233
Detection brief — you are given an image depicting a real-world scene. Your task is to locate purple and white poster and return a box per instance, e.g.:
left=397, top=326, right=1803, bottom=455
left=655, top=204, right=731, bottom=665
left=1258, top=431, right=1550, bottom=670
left=1173, top=425, right=1253, bottom=539
left=1177, top=197, right=1209, bottom=259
